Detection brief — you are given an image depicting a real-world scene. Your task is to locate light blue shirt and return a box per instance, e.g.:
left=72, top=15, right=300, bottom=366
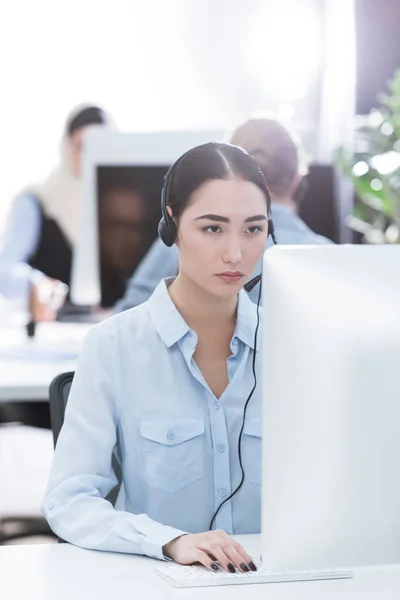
left=116, top=204, right=333, bottom=311
left=0, top=194, right=44, bottom=304
left=42, top=278, right=262, bottom=559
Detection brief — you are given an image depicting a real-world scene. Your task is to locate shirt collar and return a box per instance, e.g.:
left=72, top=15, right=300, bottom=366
left=148, top=279, right=258, bottom=350
left=148, top=278, right=190, bottom=347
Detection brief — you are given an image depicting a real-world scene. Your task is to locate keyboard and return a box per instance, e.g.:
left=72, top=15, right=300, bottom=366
left=154, top=563, right=354, bottom=588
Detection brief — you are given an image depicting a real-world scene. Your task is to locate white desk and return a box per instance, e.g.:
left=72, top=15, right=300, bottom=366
left=0, top=536, right=399, bottom=600
left=0, top=321, right=90, bottom=402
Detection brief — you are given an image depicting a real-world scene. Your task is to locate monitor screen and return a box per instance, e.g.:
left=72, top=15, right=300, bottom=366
left=70, top=129, right=223, bottom=308
left=96, top=165, right=168, bottom=307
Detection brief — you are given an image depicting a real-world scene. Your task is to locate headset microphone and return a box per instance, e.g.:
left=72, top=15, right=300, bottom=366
left=244, top=274, right=261, bottom=293
left=243, top=220, right=277, bottom=293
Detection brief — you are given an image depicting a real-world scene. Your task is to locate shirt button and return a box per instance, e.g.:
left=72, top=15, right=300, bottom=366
left=232, top=338, right=238, bottom=346
left=214, top=401, right=220, bottom=410
left=48, top=503, right=55, bottom=511
left=217, top=444, right=225, bottom=453
left=167, top=431, right=175, bottom=440
left=220, top=488, right=228, bottom=497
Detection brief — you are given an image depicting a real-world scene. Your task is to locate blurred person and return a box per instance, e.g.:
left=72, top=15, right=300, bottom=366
left=116, top=117, right=333, bottom=311
left=0, top=105, right=110, bottom=322
left=98, top=185, right=150, bottom=307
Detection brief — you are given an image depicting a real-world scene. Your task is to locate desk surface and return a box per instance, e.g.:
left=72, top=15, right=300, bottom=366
left=1, top=536, right=400, bottom=600
left=0, top=321, right=90, bottom=402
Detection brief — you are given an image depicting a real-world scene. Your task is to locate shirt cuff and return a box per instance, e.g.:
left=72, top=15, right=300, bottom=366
left=140, top=524, right=188, bottom=561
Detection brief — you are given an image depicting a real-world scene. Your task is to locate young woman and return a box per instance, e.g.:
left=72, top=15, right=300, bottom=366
left=0, top=105, right=110, bottom=320
left=43, top=142, right=272, bottom=573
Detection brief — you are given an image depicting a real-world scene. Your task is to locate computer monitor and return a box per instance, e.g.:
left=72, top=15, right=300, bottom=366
left=261, top=244, right=400, bottom=570
left=70, top=129, right=222, bottom=306
left=299, top=164, right=339, bottom=243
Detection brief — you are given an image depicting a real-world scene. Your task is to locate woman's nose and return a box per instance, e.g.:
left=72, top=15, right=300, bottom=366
left=222, top=237, right=242, bottom=264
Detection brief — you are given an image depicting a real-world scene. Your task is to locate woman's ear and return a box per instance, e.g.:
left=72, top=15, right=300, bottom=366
left=166, top=206, right=180, bottom=247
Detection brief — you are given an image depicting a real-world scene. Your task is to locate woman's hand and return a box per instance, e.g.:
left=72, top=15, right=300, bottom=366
left=163, top=530, right=257, bottom=573
left=29, top=278, right=68, bottom=322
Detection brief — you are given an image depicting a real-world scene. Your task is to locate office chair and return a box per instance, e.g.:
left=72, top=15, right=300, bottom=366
left=48, top=371, right=75, bottom=447
left=48, top=372, right=122, bottom=543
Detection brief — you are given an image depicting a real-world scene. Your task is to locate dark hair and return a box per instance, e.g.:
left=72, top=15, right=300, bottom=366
left=166, top=142, right=271, bottom=219
left=66, top=105, right=108, bottom=137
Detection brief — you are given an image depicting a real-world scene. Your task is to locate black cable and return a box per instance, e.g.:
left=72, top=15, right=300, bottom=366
left=209, top=278, right=262, bottom=530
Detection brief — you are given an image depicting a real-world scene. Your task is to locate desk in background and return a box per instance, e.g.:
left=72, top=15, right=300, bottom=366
left=0, top=535, right=399, bottom=599
left=0, top=320, right=90, bottom=427
left=0, top=319, right=91, bottom=540
left=0, top=321, right=90, bottom=404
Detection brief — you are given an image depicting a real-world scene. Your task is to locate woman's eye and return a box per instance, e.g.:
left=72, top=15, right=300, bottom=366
left=246, top=226, right=263, bottom=234
left=204, top=225, right=222, bottom=234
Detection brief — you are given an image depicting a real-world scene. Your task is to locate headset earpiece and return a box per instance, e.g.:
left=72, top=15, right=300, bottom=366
left=158, top=163, right=178, bottom=247
left=158, top=216, right=177, bottom=247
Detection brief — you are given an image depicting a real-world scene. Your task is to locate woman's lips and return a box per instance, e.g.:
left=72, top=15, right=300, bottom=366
left=216, top=272, right=244, bottom=284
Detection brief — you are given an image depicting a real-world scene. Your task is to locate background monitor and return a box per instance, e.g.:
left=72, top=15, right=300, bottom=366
left=299, top=164, right=339, bottom=243
left=261, top=244, right=400, bottom=570
left=70, top=129, right=222, bottom=306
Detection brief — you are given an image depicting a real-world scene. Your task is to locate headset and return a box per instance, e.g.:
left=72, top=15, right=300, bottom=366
left=158, top=153, right=277, bottom=248
left=157, top=146, right=277, bottom=530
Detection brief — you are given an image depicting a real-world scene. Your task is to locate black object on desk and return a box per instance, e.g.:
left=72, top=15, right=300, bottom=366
left=56, top=302, right=95, bottom=323
left=26, top=320, right=36, bottom=338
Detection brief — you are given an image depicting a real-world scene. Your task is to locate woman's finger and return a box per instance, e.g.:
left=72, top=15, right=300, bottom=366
left=232, top=541, right=257, bottom=571
left=211, top=531, right=257, bottom=571
left=195, top=549, right=221, bottom=572
left=220, top=542, right=252, bottom=572
left=201, top=543, right=237, bottom=573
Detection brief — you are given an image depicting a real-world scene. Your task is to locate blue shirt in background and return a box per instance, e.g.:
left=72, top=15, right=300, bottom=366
left=116, top=204, right=333, bottom=311
left=42, top=278, right=262, bottom=559
left=0, top=195, right=45, bottom=305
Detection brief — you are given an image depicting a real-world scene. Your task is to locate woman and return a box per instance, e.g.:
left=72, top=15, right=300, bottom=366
left=0, top=105, right=110, bottom=320
left=43, top=142, right=272, bottom=573
left=116, top=116, right=331, bottom=312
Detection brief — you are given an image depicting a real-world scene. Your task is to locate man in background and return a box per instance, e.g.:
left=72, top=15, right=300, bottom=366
left=116, top=117, right=333, bottom=311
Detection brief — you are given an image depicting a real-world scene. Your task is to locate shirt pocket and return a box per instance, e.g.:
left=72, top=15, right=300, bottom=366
left=243, top=418, right=262, bottom=486
left=140, top=415, right=205, bottom=494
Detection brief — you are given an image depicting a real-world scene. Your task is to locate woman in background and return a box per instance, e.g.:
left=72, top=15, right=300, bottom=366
left=0, top=105, right=110, bottom=321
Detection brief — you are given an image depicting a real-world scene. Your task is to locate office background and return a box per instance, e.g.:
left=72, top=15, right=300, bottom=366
left=0, top=0, right=399, bottom=546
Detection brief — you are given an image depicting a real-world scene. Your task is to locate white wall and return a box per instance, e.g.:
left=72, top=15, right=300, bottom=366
left=0, top=0, right=353, bottom=230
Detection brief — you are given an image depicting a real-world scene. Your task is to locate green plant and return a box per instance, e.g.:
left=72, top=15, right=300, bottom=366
left=335, top=69, right=400, bottom=243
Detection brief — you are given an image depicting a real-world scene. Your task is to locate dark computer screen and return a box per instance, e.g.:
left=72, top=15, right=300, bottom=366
left=299, top=164, right=339, bottom=244
left=95, top=162, right=345, bottom=307
left=96, top=165, right=169, bottom=306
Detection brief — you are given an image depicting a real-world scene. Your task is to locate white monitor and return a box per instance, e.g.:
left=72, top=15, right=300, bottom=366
left=70, top=129, right=223, bottom=306
left=261, top=244, right=400, bottom=571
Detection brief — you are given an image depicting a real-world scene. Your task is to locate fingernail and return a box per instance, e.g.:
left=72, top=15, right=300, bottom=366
left=210, top=562, right=219, bottom=571
left=228, top=563, right=236, bottom=573
left=249, top=562, right=257, bottom=571
left=240, top=563, right=249, bottom=572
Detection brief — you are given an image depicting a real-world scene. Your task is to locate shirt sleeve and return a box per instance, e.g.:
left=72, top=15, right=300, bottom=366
left=42, top=323, right=187, bottom=559
left=115, top=239, right=179, bottom=312
left=0, top=194, right=45, bottom=305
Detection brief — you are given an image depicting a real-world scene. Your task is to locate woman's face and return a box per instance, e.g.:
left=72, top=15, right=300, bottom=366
left=66, top=127, right=86, bottom=178
left=175, top=177, right=268, bottom=298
